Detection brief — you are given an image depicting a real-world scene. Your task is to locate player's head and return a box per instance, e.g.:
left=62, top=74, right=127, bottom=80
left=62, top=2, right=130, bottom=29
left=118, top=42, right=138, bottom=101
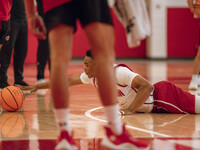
left=84, top=49, right=95, bottom=78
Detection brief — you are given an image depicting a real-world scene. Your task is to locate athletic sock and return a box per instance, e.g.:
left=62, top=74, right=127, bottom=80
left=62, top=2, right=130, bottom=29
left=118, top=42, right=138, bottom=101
left=104, top=104, right=123, bottom=135
left=54, top=108, right=71, bottom=135
left=192, top=74, right=198, bottom=81
left=198, top=75, right=200, bottom=85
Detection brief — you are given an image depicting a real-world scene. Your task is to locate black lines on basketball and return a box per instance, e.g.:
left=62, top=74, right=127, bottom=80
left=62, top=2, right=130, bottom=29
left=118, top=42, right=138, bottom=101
left=1, top=90, right=16, bottom=111
left=0, top=86, right=24, bottom=112
left=6, top=87, right=19, bottom=110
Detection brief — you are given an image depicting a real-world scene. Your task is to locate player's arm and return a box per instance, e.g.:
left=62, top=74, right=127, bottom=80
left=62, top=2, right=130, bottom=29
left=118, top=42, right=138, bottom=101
left=17, top=73, right=83, bottom=92
left=128, top=75, right=154, bottom=113
left=68, top=73, right=83, bottom=86
left=16, top=81, right=50, bottom=93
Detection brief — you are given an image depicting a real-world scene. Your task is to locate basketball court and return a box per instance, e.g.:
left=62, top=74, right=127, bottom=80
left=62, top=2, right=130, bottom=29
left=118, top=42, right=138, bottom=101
left=0, top=59, right=199, bottom=150
left=0, top=0, right=200, bottom=149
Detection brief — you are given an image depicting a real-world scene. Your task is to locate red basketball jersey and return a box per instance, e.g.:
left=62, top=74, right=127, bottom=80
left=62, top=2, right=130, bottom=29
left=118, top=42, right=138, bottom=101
left=0, top=0, right=12, bottom=21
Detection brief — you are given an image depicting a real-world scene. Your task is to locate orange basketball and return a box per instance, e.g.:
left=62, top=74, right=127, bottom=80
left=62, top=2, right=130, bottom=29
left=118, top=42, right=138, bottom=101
left=0, top=86, right=25, bottom=112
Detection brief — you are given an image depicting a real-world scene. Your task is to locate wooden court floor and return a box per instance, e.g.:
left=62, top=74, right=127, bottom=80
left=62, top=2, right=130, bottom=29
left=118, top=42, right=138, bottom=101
left=0, top=59, right=200, bottom=150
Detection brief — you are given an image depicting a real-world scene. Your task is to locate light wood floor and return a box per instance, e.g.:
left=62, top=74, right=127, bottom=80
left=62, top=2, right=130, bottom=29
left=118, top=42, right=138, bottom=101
left=0, top=59, right=200, bottom=150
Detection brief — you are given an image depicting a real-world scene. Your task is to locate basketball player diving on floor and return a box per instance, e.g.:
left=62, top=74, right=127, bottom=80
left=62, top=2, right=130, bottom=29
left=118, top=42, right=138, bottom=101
left=19, top=50, right=200, bottom=115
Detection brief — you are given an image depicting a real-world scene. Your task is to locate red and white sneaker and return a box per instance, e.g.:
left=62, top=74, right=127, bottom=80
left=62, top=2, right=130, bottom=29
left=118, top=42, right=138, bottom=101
left=101, top=125, right=149, bottom=150
left=55, top=130, right=77, bottom=150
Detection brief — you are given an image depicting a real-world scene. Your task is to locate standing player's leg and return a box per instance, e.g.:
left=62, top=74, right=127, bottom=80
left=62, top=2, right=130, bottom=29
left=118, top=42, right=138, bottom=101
left=0, top=19, right=11, bottom=89
left=84, top=22, right=118, bottom=125
left=36, top=38, right=50, bottom=82
left=0, top=20, right=15, bottom=89
left=82, top=0, right=149, bottom=149
left=43, top=2, right=77, bottom=149
left=0, top=20, right=10, bottom=51
left=49, top=24, right=73, bottom=108
left=189, top=45, right=200, bottom=90
left=84, top=22, right=149, bottom=150
left=36, top=0, right=50, bottom=84
left=13, top=21, right=29, bottom=86
left=81, top=0, right=120, bottom=136
left=48, top=24, right=77, bottom=150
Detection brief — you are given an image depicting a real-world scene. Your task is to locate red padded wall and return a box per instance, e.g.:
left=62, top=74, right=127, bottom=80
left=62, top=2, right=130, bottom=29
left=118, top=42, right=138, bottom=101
left=167, top=8, right=200, bottom=57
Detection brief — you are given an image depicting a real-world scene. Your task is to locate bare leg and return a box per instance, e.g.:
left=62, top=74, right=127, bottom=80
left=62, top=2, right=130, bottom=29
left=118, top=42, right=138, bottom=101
left=83, top=23, right=149, bottom=150
left=48, top=24, right=73, bottom=108
left=84, top=22, right=116, bottom=106
left=192, top=46, right=200, bottom=75
left=84, top=23, right=123, bottom=135
left=189, top=46, right=200, bottom=90
left=48, top=25, right=74, bottom=137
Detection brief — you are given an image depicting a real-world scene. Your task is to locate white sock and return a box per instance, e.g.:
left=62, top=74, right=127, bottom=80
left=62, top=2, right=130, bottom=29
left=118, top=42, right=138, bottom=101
left=104, top=104, right=123, bottom=135
left=198, top=75, right=200, bottom=83
left=192, top=75, right=198, bottom=81
left=54, top=108, right=71, bottom=135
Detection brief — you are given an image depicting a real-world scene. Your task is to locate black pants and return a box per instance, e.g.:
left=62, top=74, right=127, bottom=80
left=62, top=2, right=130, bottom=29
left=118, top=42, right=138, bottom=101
left=0, top=19, right=28, bottom=83
left=0, top=20, right=10, bottom=45
left=37, top=38, right=50, bottom=80
left=36, top=0, right=50, bottom=80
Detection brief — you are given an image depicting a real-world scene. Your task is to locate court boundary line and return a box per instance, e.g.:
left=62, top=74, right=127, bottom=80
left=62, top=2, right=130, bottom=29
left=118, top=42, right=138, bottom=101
left=85, top=106, right=171, bottom=137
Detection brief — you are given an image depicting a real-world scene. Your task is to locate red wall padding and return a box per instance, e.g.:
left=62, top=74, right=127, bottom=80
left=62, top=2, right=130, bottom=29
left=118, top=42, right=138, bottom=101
left=167, top=8, right=200, bottom=57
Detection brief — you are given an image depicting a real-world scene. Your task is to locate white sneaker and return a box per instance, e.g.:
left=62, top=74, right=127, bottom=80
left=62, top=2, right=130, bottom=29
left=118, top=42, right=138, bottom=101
left=55, top=130, right=77, bottom=150
left=101, top=125, right=149, bottom=150
left=189, top=80, right=198, bottom=90
left=36, top=79, right=46, bottom=84
left=36, top=79, right=47, bottom=95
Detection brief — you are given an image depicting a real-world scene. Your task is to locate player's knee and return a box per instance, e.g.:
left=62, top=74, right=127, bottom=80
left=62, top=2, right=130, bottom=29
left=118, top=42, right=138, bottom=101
left=95, top=55, right=114, bottom=66
left=95, top=50, right=114, bottom=61
left=50, top=54, right=70, bottom=64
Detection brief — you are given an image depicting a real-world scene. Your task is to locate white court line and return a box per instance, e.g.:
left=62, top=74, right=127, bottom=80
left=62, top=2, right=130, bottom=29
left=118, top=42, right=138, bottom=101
left=85, top=106, right=172, bottom=138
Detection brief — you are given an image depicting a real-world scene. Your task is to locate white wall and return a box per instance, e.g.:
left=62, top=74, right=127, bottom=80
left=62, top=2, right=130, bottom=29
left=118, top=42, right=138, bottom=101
left=147, top=0, right=188, bottom=58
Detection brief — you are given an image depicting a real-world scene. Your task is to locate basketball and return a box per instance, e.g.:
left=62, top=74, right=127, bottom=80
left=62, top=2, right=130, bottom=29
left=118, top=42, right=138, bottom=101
left=0, top=86, right=25, bottom=112
left=0, top=112, right=25, bottom=138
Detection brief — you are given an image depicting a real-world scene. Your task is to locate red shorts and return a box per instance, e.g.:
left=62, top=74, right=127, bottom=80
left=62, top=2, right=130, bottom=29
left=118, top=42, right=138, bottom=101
left=152, top=81, right=195, bottom=114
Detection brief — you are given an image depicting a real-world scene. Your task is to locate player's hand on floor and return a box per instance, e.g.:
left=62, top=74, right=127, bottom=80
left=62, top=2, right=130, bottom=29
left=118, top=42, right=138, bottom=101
left=16, top=85, right=38, bottom=93
left=120, top=109, right=135, bottom=115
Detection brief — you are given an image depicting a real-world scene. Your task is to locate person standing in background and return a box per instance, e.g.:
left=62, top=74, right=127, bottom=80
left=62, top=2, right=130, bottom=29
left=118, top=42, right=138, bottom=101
left=0, top=0, right=29, bottom=89
left=0, top=0, right=12, bottom=50
left=188, top=0, right=200, bottom=90
left=35, top=0, right=50, bottom=85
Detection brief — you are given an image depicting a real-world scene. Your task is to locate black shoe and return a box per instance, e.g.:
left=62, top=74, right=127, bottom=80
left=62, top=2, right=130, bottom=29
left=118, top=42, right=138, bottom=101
left=14, top=81, right=29, bottom=86
left=0, top=81, right=10, bottom=89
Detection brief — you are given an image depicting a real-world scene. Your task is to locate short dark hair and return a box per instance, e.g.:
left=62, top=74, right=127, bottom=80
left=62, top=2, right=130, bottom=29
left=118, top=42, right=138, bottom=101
left=86, top=49, right=93, bottom=58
